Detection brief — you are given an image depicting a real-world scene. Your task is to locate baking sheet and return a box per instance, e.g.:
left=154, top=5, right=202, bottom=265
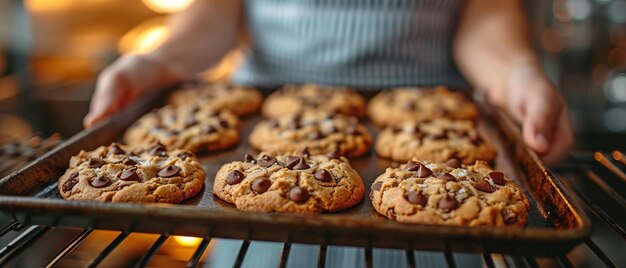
left=0, top=90, right=591, bottom=255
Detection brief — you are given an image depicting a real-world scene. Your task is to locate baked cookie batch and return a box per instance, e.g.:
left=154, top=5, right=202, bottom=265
left=58, top=81, right=529, bottom=228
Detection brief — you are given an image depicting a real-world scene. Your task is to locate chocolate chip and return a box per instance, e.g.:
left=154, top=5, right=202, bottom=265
left=299, top=148, right=309, bottom=157
left=371, top=181, right=383, bottom=191
left=258, top=155, right=277, bottom=167
left=438, top=195, right=459, bottom=212
left=226, top=170, right=244, bottom=185
left=178, top=152, right=193, bottom=160
left=284, top=156, right=301, bottom=169
left=251, top=177, right=272, bottom=194
left=407, top=191, right=428, bottom=206
left=124, top=159, right=138, bottom=166
left=446, top=158, right=462, bottom=168
left=473, top=180, right=494, bottom=193
left=501, top=209, right=518, bottom=225
left=62, top=178, right=79, bottom=192
left=108, top=144, right=126, bottom=155
left=203, top=125, right=217, bottom=134
left=416, top=164, right=433, bottom=178
left=314, top=169, right=332, bottom=182
left=218, top=119, right=229, bottom=128
left=149, top=144, right=167, bottom=156
left=292, top=158, right=311, bottom=170
left=437, top=172, right=456, bottom=181
left=289, top=186, right=310, bottom=203
left=308, top=131, right=323, bottom=140
left=488, top=171, right=505, bottom=185
left=209, top=110, right=221, bottom=116
left=88, top=158, right=106, bottom=169
left=120, top=167, right=140, bottom=181
left=244, top=154, right=257, bottom=164
left=402, top=102, right=415, bottom=111
left=90, top=176, right=111, bottom=188
left=70, top=172, right=79, bottom=179
left=405, top=161, right=420, bottom=171
left=157, top=165, right=181, bottom=178
left=288, top=115, right=301, bottom=130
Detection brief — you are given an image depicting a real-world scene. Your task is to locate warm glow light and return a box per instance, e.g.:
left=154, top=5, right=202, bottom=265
left=172, top=236, right=202, bottom=247
left=608, top=48, right=626, bottom=67
left=118, top=17, right=170, bottom=55
left=142, top=0, right=194, bottom=13
left=25, top=0, right=71, bottom=12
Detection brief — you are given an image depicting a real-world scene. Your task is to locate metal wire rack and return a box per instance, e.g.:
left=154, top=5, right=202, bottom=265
left=0, top=150, right=623, bottom=267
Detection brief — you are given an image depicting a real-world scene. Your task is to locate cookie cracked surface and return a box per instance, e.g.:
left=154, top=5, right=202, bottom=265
left=168, top=81, right=262, bottom=116
left=123, top=104, right=239, bottom=153
left=58, top=143, right=205, bottom=203
left=213, top=152, right=365, bottom=213
left=367, top=86, right=478, bottom=127
left=249, top=111, right=371, bottom=157
left=376, top=119, right=496, bottom=164
left=262, top=84, right=366, bottom=119
left=370, top=160, right=529, bottom=227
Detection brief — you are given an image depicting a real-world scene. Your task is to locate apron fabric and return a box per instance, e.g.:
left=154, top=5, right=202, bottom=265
left=232, top=0, right=467, bottom=88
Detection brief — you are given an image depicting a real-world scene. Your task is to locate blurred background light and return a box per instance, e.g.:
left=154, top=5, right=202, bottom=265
left=608, top=0, right=626, bottom=23
left=141, top=0, right=194, bottom=13
left=172, top=236, right=202, bottom=247
left=604, top=73, right=626, bottom=102
left=118, top=17, right=169, bottom=54
left=572, top=0, right=593, bottom=21
left=25, top=0, right=72, bottom=13
left=604, top=107, right=626, bottom=130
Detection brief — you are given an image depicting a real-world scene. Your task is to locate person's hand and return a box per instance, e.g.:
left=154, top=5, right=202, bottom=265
left=83, top=54, right=179, bottom=128
left=490, top=63, right=573, bottom=165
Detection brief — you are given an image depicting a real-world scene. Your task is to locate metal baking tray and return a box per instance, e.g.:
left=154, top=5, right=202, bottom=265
left=0, top=89, right=591, bottom=255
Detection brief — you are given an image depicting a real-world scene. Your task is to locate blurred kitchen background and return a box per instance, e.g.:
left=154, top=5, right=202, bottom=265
left=0, top=0, right=625, bottom=267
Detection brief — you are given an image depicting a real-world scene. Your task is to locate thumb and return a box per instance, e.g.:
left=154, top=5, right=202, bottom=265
left=520, top=90, right=558, bottom=155
left=84, top=72, right=128, bottom=128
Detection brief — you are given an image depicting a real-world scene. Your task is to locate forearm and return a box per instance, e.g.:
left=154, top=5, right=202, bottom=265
left=149, top=0, right=242, bottom=80
left=453, top=0, right=539, bottom=106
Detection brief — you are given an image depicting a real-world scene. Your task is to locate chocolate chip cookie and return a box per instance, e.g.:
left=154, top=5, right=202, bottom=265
left=262, top=84, right=366, bottom=119
left=168, top=81, right=262, bottom=116
left=367, top=86, right=479, bottom=127
left=376, top=119, right=496, bottom=164
left=123, top=104, right=239, bottom=153
left=248, top=111, right=372, bottom=157
left=213, top=152, right=365, bottom=213
left=370, top=160, right=529, bottom=226
left=58, top=143, right=205, bottom=203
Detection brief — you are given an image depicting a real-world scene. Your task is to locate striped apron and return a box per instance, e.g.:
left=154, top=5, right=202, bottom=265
left=232, top=0, right=467, bottom=88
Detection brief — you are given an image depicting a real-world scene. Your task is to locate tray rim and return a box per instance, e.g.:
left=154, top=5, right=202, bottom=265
left=0, top=87, right=593, bottom=254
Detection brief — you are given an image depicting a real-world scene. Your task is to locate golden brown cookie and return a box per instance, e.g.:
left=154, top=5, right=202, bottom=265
left=58, top=143, right=205, bottom=203
left=123, top=104, right=239, bottom=153
left=249, top=111, right=371, bottom=157
left=370, top=160, right=529, bottom=226
left=262, top=84, right=366, bottom=119
left=213, top=152, right=365, bottom=213
left=168, top=81, right=262, bottom=116
left=367, top=86, right=478, bottom=127
left=375, top=119, right=496, bottom=164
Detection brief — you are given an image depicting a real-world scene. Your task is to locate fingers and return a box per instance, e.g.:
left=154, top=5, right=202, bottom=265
left=520, top=86, right=558, bottom=155
left=83, top=70, right=128, bottom=128
left=540, top=106, right=573, bottom=165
